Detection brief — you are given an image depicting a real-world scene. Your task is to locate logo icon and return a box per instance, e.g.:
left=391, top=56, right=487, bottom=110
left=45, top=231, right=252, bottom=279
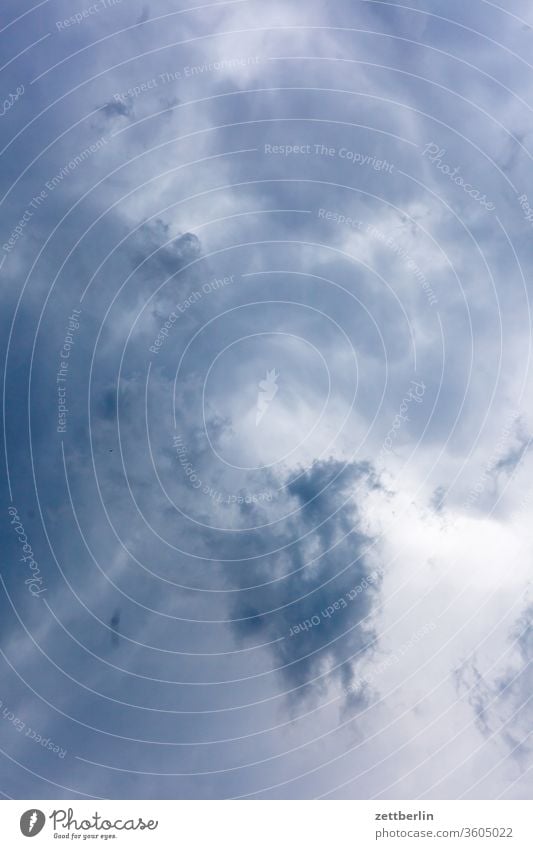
left=255, top=369, right=279, bottom=426
left=20, top=810, right=46, bottom=837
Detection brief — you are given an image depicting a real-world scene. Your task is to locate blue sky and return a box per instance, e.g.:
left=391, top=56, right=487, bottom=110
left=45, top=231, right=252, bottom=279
left=0, top=0, right=532, bottom=799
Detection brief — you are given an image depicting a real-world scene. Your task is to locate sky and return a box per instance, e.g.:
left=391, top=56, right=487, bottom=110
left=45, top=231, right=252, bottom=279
left=0, top=0, right=532, bottom=800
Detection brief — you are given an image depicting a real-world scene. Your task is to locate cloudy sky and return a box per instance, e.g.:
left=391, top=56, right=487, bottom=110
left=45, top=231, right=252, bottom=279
left=1, top=0, right=532, bottom=800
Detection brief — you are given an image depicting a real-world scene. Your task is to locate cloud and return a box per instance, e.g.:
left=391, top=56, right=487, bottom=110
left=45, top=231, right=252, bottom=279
left=100, top=100, right=133, bottom=121
left=1, top=0, right=533, bottom=800
left=226, top=459, right=382, bottom=704
left=454, top=604, right=533, bottom=764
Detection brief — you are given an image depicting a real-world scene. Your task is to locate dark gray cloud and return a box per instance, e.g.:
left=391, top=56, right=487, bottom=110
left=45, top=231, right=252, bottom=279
left=100, top=100, right=133, bottom=121
left=227, top=459, right=381, bottom=701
